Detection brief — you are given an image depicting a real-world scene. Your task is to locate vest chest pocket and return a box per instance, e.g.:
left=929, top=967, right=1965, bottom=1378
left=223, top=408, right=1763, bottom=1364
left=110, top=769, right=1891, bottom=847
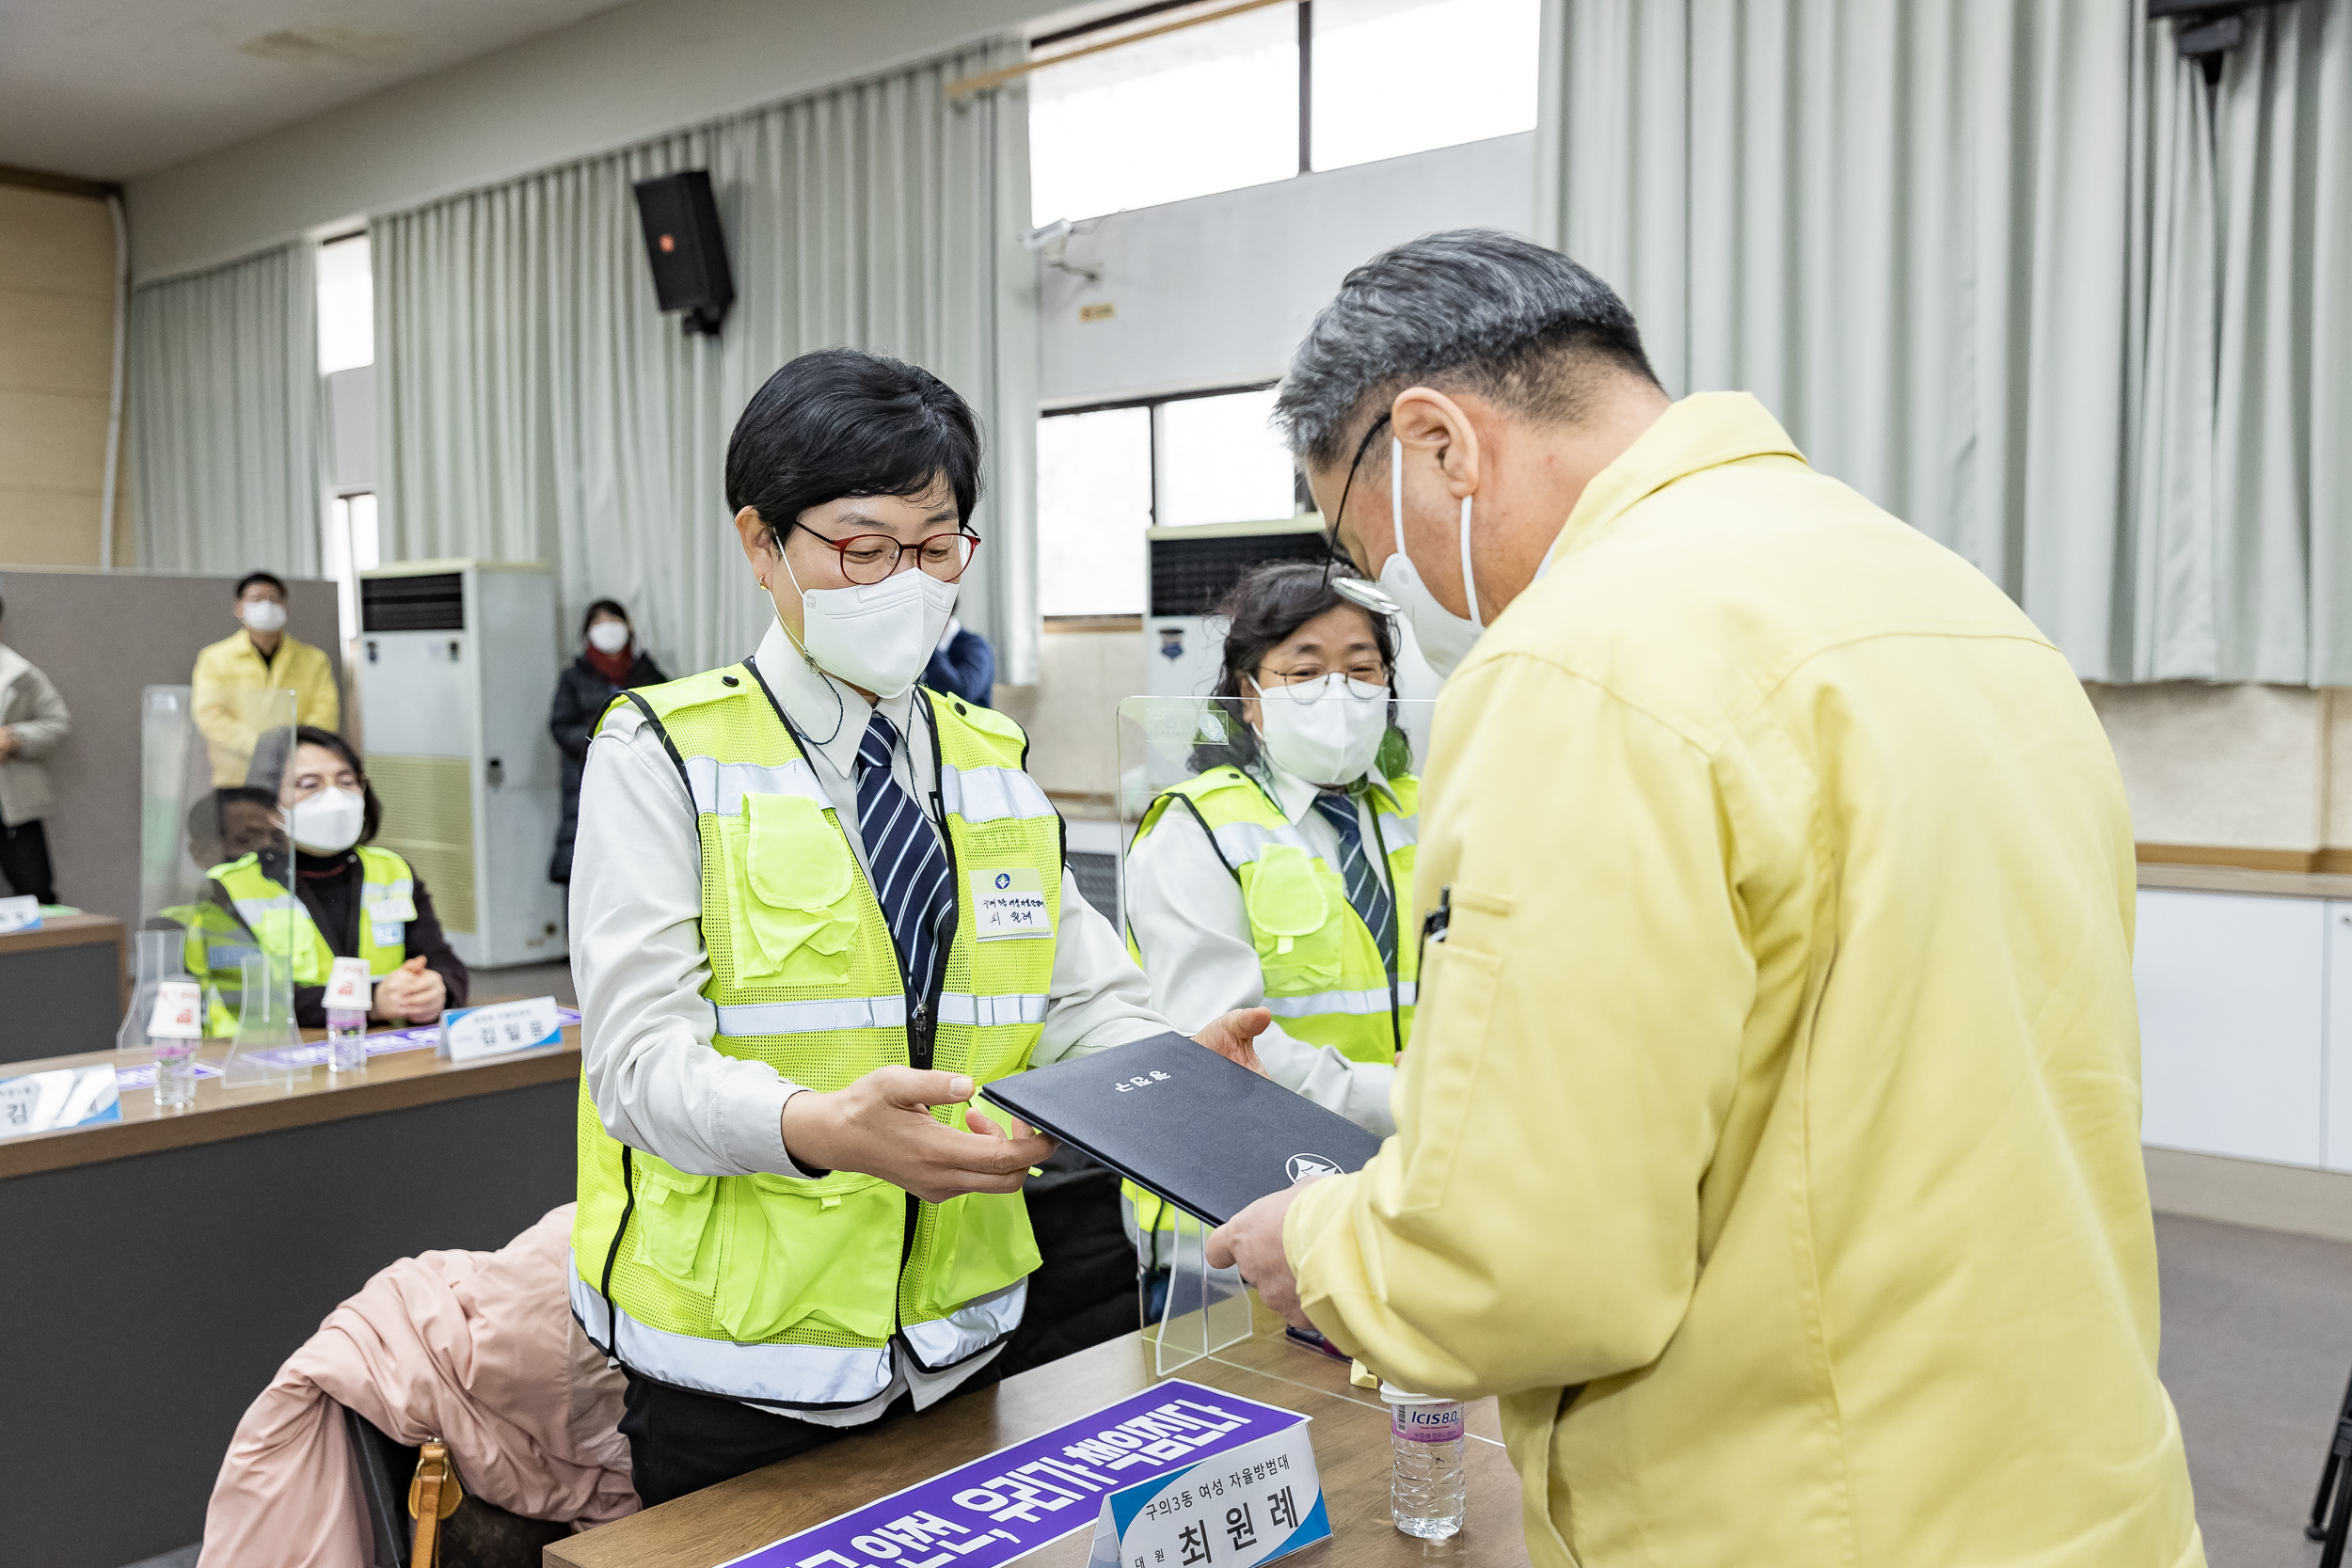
left=714, top=1171, right=904, bottom=1343
left=722, top=792, right=862, bottom=985
left=1244, top=842, right=1345, bottom=992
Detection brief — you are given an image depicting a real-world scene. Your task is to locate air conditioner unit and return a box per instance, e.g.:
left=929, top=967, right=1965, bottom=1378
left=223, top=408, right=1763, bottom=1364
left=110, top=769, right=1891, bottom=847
left=355, top=561, right=566, bottom=970
left=1142, top=517, right=1442, bottom=707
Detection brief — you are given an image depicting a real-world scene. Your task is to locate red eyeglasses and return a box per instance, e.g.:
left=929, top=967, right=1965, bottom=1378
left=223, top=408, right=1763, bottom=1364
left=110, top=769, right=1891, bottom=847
left=792, top=526, right=982, bottom=585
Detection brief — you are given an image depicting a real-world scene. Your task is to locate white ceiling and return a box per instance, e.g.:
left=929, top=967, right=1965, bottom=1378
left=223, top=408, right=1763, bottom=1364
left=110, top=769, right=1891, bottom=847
left=0, top=0, right=636, bottom=182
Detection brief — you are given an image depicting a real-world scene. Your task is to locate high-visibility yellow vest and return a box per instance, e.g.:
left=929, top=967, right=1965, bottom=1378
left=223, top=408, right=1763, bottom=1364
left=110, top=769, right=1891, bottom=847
left=570, top=664, right=1065, bottom=1409
left=1121, top=765, right=1418, bottom=1234
left=199, top=847, right=414, bottom=1035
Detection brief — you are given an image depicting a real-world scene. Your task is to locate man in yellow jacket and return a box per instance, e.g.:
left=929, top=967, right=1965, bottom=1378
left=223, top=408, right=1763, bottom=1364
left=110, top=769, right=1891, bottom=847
left=192, top=571, right=340, bottom=785
left=1209, top=231, right=2203, bottom=1567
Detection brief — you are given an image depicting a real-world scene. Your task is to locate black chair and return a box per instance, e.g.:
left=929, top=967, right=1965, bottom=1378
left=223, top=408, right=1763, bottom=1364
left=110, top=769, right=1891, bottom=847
left=341, top=1404, right=571, bottom=1568
left=2308, top=1366, right=2352, bottom=1568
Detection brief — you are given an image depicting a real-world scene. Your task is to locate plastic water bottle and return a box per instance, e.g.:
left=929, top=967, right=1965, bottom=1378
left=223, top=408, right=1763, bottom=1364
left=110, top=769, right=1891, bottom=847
left=1382, top=1383, right=1466, bottom=1539
left=153, top=1042, right=198, bottom=1109
left=326, top=1010, right=367, bottom=1073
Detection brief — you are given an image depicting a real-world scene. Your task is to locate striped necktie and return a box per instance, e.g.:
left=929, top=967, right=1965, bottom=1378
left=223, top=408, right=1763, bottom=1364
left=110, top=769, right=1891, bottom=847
left=1310, top=788, right=1397, bottom=972
left=855, top=711, right=956, bottom=1012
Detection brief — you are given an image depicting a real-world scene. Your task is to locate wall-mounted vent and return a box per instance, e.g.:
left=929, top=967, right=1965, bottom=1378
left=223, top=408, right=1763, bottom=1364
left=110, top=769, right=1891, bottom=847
left=362, top=573, right=465, bottom=633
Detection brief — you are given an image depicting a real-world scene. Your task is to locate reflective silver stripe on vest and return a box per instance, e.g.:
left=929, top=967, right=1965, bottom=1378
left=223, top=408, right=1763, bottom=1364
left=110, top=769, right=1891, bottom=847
left=1263, top=981, right=1416, bottom=1018
left=206, top=942, right=262, bottom=971
left=935, top=991, right=1050, bottom=1028
left=1207, top=819, right=1316, bottom=868
left=682, top=755, right=829, bottom=818
left=901, top=1280, right=1027, bottom=1370
left=1211, top=813, right=1416, bottom=866
left=940, top=763, right=1053, bottom=826
left=715, top=993, right=907, bottom=1037
left=359, top=878, right=415, bottom=905
left=568, top=1252, right=896, bottom=1407
left=230, top=893, right=302, bottom=927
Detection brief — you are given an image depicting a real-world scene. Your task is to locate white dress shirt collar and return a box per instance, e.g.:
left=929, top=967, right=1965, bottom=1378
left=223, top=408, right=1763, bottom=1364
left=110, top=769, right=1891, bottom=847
left=1252, top=748, right=1400, bottom=827
left=747, top=620, right=921, bottom=777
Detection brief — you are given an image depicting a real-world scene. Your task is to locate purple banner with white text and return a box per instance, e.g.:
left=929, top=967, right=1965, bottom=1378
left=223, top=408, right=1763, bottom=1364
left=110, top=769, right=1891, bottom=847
left=716, top=1379, right=1308, bottom=1568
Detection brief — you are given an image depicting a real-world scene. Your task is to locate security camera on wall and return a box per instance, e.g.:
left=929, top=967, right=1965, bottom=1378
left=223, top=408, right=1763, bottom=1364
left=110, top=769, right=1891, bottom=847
left=1024, top=216, right=1102, bottom=283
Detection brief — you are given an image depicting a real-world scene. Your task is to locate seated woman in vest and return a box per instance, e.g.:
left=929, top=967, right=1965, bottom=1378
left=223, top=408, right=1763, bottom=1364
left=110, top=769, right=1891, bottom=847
left=207, top=725, right=469, bottom=1029
left=568, top=347, right=1266, bottom=1508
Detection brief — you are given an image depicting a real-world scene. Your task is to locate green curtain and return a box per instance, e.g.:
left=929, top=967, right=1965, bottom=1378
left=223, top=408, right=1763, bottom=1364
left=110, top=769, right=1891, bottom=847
left=1534, top=0, right=2352, bottom=685
left=128, top=242, right=323, bottom=576
left=373, top=40, right=1039, bottom=683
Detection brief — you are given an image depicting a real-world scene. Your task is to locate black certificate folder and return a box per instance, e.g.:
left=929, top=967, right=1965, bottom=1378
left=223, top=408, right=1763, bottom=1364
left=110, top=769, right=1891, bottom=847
left=984, top=1032, right=1384, bottom=1228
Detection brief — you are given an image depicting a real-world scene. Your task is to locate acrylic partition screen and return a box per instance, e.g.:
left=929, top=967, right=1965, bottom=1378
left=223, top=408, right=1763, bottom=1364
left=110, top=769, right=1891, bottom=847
left=1113, top=692, right=1437, bottom=1369
left=128, top=684, right=304, bottom=1088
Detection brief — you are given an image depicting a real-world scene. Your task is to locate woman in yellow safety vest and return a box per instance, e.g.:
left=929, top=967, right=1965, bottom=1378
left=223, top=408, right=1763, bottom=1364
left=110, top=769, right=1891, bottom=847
left=566, top=347, right=1266, bottom=1508
left=199, top=726, right=469, bottom=1031
left=1122, top=563, right=1417, bottom=1261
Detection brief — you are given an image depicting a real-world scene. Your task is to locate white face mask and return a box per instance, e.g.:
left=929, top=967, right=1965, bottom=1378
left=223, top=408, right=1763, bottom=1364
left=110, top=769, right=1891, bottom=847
left=784, top=555, right=960, bottom=700
left=1251, top=673, right=1390, bottom=787
left=586, top=620, right=631, bottom=655
left=1378, top=436, right=1484, bottom=679
left=241, top=599, right=288, bottom=634
left=291, top=786, right=366, bottom=856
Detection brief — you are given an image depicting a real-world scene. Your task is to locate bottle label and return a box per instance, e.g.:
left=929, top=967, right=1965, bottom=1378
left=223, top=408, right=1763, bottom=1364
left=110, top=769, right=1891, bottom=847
left=1391, top=1402, right=1464, bottom=1444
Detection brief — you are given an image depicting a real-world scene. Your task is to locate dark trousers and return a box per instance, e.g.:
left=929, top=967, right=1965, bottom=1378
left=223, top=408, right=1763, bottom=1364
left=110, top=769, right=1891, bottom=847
left=0, top=817, right=55, bottom=904
left=620, top=1355, right=1006, bottom=1508
left=618, top=1149, right=1134, bottom=1508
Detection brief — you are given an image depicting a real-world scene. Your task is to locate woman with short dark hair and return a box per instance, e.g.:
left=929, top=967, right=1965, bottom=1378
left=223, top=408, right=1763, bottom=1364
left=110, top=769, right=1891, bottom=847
left=548, top=600, right=667, bottom=883
left=566, top=347, right=1266, bottom=1506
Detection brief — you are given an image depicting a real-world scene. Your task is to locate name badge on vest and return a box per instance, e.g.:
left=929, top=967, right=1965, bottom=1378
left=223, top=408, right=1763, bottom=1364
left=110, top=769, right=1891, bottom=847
left=971, top=867, right=1049, bottom=941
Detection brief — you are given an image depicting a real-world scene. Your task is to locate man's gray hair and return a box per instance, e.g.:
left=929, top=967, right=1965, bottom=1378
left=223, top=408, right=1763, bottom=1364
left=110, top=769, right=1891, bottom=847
left=1274, top=230, right=1659, bottom=470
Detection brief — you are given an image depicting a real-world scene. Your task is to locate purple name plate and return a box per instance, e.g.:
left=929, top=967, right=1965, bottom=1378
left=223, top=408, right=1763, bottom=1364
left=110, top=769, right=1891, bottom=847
left=717, top=1379, right=1305, bottom=1568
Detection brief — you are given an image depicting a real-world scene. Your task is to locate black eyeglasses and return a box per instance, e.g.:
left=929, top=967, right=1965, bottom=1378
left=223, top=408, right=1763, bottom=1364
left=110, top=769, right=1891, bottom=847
left=1319, top=412, right=1404, bottom=618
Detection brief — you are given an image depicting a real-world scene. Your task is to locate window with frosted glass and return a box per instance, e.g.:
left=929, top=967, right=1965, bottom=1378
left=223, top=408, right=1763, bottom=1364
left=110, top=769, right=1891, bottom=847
left=1038, top=405, right=1154, bottom=616
left=1029, top=3, right=1301, bottom=226
left=1155, top=388, right=1298, bottom=529
left=1310, top=0, right=1540, bottom=171
left=317, top=232, right=373, bottom=374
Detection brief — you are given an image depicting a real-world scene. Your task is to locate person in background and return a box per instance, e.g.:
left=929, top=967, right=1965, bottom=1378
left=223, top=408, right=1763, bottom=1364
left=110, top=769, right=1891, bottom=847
left=0, top=580, right=72, bottom=904
left=193, top=571, right=340, bottom=786
left=1208, top=230, right=2201, bottom=1567
left=549, top=600, right=668, bottom=883
left=921, top=613, right=994, bottom=707
left=200, top=725, right=467, bottom=1032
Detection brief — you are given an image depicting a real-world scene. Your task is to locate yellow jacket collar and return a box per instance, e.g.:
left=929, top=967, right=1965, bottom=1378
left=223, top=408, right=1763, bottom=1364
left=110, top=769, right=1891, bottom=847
left=1548, top=392, right=1807, bottom=568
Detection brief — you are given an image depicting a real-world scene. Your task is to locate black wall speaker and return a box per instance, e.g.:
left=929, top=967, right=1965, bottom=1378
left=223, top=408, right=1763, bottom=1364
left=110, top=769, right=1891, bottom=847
left=633, top=170, right=735, bottom=336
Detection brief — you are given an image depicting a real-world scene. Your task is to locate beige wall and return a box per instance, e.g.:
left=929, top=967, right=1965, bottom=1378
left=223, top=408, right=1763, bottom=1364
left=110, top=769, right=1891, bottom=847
left=995, top=627, right=1143, bottom=808
left=0, top=184, right=122, bottom=568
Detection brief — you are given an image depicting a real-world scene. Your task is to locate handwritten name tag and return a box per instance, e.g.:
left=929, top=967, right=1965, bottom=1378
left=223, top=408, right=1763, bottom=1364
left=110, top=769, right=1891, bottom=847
left=971, top=867, right=1050, bottom=941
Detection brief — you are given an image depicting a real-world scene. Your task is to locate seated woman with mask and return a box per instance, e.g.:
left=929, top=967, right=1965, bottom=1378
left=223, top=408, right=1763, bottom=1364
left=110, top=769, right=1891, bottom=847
left=202, top=725, right=469, bottom=1030
left=1124, top=561, right=1414, bottom=1148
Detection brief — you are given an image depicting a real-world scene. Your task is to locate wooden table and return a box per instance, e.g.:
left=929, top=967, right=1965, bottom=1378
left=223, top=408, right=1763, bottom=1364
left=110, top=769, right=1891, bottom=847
left=0, top=911, right=126, bottom=1066
left=553, top=1310, right=1531, bottom=1568
left=0, top=1007, right=582, bottom=1568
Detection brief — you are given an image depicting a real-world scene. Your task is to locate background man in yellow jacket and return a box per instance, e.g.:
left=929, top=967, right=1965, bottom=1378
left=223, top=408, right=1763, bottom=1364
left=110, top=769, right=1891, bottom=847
left=192, top=570, right=340, bottom=785
left=1209, top=230, right=2203, bottom=1567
